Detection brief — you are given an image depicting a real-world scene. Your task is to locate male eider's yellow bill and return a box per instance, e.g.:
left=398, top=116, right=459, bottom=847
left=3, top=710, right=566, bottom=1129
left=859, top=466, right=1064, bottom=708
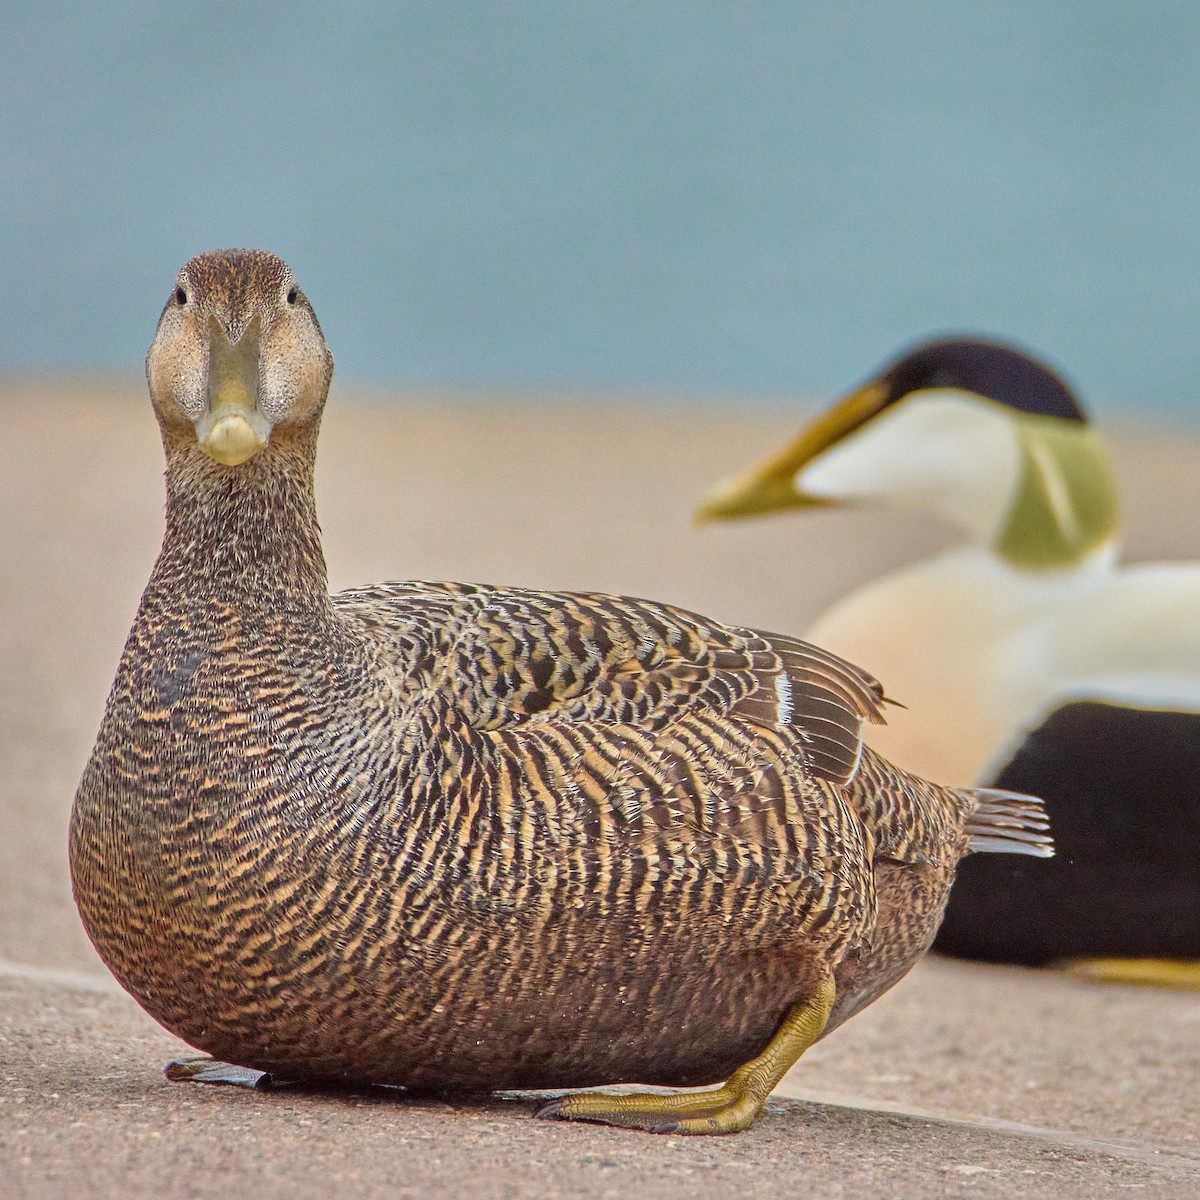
left=695, top=382, right=887, bottom=523
left=195, top=313, right=272, bottom=466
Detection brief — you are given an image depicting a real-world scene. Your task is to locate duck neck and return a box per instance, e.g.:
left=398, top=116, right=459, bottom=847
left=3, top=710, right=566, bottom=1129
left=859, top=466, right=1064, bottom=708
left=149, top=431, right=331, bottom=615
left=991, top=418, right=1120, bottom=572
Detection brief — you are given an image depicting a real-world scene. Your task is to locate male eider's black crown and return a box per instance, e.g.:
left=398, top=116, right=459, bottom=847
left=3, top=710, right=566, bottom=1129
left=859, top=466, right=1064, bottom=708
left=880, top=338, right=1086, bottom=423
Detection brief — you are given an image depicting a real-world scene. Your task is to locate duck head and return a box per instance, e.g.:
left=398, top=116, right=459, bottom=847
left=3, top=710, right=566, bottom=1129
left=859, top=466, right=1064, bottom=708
left=146, top=249, right=334, bottom=466
left=696, top=337, right=1120, bottom=571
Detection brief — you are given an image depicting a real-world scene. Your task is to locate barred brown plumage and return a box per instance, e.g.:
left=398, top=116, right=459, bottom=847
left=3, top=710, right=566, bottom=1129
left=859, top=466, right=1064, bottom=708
left=69, top=249, right=1053, bottom=1135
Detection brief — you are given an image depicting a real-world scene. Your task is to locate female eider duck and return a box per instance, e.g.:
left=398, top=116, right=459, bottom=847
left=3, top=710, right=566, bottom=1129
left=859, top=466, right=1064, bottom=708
left=69, top=257, right=1052, bottom=1136
left=697, top=336, right=1200, bottom=988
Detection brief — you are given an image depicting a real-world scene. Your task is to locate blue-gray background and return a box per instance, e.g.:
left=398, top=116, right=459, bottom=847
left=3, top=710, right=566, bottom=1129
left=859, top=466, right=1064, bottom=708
left=3, top=3, right=1199, bottom=416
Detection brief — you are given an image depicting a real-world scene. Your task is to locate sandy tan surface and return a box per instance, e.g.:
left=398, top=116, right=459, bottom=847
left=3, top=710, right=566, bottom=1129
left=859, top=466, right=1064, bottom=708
left=2, top=378, right=1199, bottom=1197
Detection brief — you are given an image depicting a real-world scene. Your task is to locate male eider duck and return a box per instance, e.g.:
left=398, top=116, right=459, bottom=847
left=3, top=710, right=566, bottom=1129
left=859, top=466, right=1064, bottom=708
left=697, top=336, right=1200, bottom=988
left=70, top=259, right=1052, bottom=1136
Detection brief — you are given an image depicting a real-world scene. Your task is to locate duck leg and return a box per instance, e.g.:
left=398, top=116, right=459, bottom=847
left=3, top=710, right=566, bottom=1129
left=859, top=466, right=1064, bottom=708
left=1064, top=958, right=1200, bottom=990
left=536, top=974, right=835, bottom=1134
left=165, top=1055, right=277, bottom=1089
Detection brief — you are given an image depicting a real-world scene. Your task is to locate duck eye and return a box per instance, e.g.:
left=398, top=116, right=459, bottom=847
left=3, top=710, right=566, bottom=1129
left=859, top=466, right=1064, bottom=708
left=174, top=287, right=188, bottom=306
left=286, top=286, right=298, bottom=306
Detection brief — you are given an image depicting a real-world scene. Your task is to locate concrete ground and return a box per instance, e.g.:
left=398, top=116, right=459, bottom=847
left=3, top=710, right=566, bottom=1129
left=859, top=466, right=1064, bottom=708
left=2, top=381, right=1198, bottom=1198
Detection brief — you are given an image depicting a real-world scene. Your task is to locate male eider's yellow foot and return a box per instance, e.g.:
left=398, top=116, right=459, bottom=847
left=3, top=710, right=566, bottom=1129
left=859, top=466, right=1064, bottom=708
left=536, top=976, right=835, bottom=1135
left=165, top=1055, right=277, bottom=1089
left=1063, top=958, right=1200, bottom=991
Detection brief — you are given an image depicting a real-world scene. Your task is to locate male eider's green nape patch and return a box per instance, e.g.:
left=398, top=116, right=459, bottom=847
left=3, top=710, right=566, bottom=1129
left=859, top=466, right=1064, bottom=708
left=996, top=415, right=1119, bottom=570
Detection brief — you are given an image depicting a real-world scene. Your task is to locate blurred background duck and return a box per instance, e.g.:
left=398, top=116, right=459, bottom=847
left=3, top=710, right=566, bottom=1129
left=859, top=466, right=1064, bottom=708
left=697, top=337, right=1200, bottom=988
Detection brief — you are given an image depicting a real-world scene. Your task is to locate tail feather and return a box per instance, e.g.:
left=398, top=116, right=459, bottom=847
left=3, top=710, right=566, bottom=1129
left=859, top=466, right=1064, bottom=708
left=963, top=788, right=1055, bottom=858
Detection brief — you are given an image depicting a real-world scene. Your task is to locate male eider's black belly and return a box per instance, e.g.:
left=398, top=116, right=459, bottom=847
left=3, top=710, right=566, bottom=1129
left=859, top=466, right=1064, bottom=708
left=935, top=701, right=1200, bottom=965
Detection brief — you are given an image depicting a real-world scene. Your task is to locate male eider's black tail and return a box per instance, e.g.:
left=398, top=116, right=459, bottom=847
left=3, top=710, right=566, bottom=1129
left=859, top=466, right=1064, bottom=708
left=963, top=788, right=1055, bottom=857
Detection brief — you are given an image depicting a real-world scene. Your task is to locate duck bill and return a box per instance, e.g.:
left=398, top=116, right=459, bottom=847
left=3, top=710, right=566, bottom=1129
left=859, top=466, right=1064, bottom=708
left=694, top=381, right=888, bottom=522
left=195, top=313, right=272, bottom=466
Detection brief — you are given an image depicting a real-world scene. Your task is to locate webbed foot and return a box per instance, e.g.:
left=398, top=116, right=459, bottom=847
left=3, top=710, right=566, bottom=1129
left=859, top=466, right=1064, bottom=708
left=537, top=1082, right=767, bottom=1134
left=165, top=1055, right=277, bottom=1089
left=536, top=975, right=835, bottom=1135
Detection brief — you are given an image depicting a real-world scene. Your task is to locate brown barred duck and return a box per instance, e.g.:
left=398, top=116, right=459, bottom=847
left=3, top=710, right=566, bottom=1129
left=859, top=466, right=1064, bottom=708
left=69, top=256, right=1052, bottom=1136
left=697, top=337, right=1200, bottom=989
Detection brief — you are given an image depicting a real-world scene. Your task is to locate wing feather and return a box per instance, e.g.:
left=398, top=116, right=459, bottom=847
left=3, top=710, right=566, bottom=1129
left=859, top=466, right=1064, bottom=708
left=337, top=581, right=886, bottom=788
